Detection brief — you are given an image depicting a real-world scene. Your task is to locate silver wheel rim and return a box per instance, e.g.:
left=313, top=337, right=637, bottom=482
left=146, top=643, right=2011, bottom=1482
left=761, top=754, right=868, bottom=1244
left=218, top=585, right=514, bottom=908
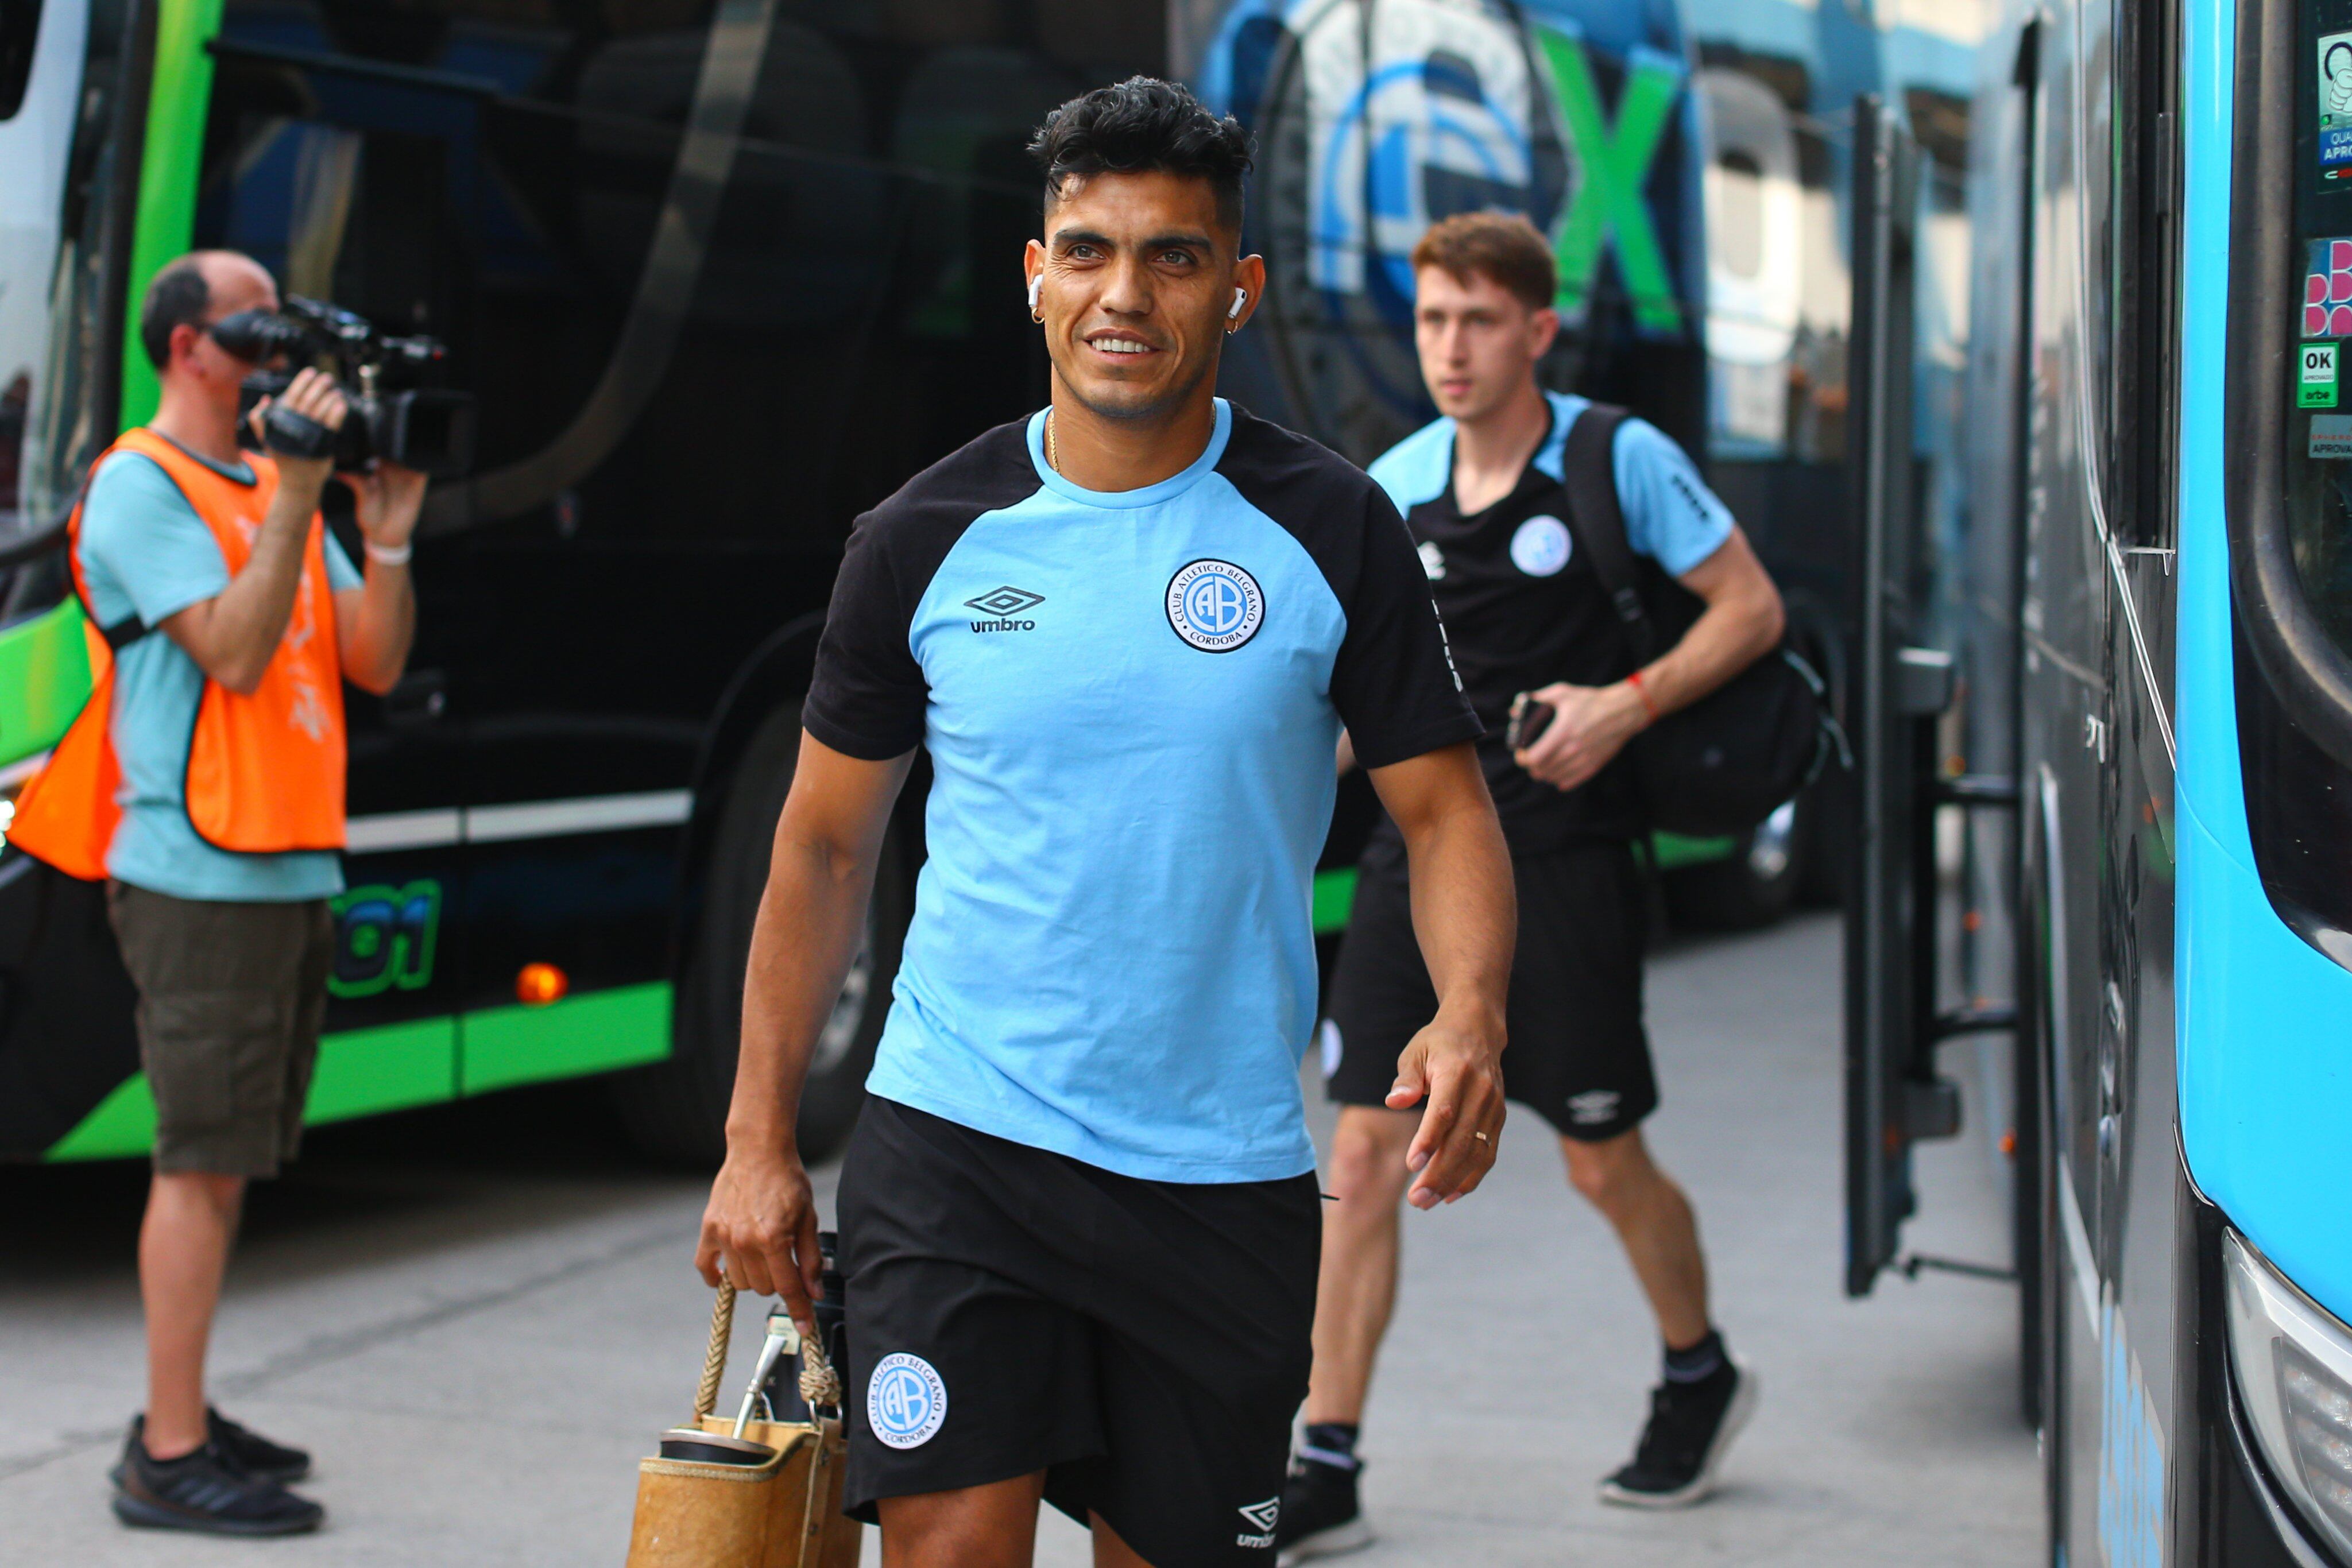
left=1747, top=798, right=1799, bottom=881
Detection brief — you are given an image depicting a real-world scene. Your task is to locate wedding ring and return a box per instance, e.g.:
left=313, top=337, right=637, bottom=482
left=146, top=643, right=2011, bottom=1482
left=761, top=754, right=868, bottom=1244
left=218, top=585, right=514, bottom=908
left=1473, top=1130, right=1490, bottom=1142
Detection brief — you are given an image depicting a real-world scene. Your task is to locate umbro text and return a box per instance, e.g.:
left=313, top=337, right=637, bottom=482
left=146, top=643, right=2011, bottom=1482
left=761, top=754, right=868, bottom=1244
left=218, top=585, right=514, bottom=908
left=969, top=618, right=1038, bottom=633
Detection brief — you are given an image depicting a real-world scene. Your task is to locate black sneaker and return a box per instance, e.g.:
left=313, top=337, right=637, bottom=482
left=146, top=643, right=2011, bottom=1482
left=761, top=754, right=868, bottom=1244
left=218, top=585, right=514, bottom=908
left=1599, top=1359, right=1758, bottom=1508
left=111, top=1433, right=324, bottom=1536
left=1274, top=1456, right=1373, bottom=1564
left=207, top=1407, right=312, bottom=1483
left=115, top=1411, right=311, bottom=1486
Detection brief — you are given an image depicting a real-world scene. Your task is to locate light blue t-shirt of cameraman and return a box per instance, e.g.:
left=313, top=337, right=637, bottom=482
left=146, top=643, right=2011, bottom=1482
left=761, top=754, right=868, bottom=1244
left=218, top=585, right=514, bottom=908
left=75, top=442, right=361, bottom=903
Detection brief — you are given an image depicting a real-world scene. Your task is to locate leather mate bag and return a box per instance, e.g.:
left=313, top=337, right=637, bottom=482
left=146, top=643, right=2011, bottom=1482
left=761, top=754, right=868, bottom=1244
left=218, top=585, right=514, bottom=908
left=625, top=1284, right=861, bottom=1568
left=1557, top=404, right=1844, bottom=837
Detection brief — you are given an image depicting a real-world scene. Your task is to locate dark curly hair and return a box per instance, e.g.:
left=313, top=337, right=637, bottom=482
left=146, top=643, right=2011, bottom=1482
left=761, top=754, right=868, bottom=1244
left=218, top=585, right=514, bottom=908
left=1028, top=76, right=1254, bottom=230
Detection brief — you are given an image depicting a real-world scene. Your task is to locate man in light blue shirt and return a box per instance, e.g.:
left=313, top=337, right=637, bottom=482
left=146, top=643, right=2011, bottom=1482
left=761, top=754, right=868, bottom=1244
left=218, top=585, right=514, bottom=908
left=697, top=80, right=1514, bottom=1567
left=1283, top=214, right=1789, bottom=1557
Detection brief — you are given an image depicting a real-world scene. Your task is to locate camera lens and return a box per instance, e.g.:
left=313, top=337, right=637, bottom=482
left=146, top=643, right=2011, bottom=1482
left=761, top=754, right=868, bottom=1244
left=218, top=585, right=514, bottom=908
left=207, top=309, right=306, bottom=363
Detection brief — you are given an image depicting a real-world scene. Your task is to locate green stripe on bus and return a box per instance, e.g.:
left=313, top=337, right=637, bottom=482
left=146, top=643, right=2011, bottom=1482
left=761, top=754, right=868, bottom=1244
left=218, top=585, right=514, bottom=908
left=119, top=0, right=227, bottom=428
left=43, top=983, right=672, bottom=1160
left=308, top=1014, right=457, bottom=1124
left=458, top=981, right=672, bottom=1097
left=1312, top=866, right=1357, bottom=935
left=1650, top=831, right=1738, bottom=870
left=42, top=1013, right=455, bottom=1162
left=0, top=600, right=94, bottom=767
left=42, top=1071, right=157, bottom=1162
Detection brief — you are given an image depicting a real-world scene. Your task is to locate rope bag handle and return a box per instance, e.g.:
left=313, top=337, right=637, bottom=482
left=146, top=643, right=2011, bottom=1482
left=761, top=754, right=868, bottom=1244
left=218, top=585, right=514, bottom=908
left=691, top=1282, right=844, bottom=1423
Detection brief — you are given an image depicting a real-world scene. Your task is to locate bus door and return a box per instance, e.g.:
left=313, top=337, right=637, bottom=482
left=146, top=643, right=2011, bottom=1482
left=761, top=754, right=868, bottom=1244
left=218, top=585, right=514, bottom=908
left=195, top=17, right=489, bottom=1118
left=1841, top=95, right=2020, bottom=1299
left=2004, top=6, right=2184, bottom=1557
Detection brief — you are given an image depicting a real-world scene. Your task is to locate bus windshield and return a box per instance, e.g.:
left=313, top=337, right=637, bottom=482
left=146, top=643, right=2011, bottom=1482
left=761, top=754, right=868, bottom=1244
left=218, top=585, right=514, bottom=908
left=2243, top=0, right=2352, bottom=966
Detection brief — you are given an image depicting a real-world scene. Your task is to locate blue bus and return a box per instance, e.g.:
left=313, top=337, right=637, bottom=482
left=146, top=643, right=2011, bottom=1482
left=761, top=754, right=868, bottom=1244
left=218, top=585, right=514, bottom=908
left=1846, top=0, right=2352, bottom=1560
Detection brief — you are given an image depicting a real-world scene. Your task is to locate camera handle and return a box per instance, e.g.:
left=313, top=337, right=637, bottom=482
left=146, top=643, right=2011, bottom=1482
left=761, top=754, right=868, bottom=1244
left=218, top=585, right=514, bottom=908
left=262, top=404, right=338, bottom=461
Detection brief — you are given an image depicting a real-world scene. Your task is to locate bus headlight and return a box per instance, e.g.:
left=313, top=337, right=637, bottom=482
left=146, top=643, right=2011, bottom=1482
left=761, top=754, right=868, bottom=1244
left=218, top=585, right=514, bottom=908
left=2225, top=1230, right=2352, bottom=1560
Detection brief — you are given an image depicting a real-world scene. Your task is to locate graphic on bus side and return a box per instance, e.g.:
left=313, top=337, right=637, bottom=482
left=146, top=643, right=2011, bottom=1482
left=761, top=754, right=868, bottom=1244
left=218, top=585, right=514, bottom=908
left=329, top=880, right=443, bottom=998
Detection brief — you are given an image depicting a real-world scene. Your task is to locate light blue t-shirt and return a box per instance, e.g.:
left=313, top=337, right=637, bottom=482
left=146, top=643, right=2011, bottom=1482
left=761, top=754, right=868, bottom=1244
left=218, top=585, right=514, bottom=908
left=76, top=443, right=361, bottom=903
left=802, top=401, right=1480, bottom=1181
left=1366, top=390, right=1735, bottom=575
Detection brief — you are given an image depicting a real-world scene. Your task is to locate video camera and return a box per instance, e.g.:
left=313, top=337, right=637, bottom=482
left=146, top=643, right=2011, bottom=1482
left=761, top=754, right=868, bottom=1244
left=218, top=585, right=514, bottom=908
left=215, top=297, right=476, bottom=479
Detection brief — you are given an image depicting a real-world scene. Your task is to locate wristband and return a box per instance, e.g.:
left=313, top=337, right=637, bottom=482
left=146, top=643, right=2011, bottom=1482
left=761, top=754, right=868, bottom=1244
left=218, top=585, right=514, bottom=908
left=365, top=540, right=413, bottom=566
left=1627, top=669, right=1659, bottom=723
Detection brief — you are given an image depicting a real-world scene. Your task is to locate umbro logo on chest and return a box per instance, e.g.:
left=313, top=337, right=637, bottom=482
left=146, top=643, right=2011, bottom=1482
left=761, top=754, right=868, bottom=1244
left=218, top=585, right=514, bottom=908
left=966, top=586, right=1043, bottom=632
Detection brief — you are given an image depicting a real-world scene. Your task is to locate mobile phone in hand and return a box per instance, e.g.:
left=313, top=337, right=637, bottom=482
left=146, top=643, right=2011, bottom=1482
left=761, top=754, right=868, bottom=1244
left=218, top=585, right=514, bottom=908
left=1506, top=692, right=1555, bottom=751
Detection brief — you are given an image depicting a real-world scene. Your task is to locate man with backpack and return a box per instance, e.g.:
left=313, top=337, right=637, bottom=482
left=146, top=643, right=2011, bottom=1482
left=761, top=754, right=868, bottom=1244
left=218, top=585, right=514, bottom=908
left=1277, top=212, right=1787, bottom=1561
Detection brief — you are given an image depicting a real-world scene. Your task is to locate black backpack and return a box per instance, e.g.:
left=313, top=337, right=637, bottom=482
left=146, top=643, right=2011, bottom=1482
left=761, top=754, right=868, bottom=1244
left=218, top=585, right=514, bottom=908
left=1557, top=404, right=1842, bottom=837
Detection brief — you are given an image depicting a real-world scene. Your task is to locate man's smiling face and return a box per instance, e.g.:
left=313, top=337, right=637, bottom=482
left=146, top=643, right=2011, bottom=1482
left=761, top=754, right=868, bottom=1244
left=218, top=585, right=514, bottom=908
left=1027, top=169, right=1262, bottom=425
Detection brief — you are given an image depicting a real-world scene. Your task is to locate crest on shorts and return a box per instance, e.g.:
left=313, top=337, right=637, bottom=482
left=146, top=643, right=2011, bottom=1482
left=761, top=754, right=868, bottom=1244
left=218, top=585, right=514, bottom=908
left=866, top=1353, right=948, bottom=1449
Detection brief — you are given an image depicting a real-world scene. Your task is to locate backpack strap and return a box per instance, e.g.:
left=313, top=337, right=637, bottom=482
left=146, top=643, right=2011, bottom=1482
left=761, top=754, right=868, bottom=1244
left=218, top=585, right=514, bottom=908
left=1558, top=401, right=1660, bottom=666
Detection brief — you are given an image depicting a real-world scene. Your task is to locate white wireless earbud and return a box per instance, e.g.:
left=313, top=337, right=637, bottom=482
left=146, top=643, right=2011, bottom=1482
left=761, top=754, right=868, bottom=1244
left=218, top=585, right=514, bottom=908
left=1027, top=274, right=1043, bottom=313
left=1229, top=287, right=1247, bottom=320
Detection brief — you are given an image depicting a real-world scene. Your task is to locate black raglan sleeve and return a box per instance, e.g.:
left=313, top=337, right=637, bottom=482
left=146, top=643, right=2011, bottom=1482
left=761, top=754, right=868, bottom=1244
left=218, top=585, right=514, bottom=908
left=1329, top=485, right=1485, bottom=769
left=802, top=507, right=930, bottom=761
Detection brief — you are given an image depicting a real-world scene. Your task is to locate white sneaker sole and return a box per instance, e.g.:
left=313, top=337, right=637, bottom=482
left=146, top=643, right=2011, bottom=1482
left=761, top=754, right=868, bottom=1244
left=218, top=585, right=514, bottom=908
left=1597, top=1361, right=1761, bottom=1510
left=1278, top=1516, right=1375, bottom=1565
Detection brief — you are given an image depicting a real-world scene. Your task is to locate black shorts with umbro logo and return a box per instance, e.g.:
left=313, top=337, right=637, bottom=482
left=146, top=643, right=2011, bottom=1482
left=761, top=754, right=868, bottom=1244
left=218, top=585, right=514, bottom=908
left=1322, top=833, right=1658, bottom=1142
left=836, top=1095, right=1320, bottom=1563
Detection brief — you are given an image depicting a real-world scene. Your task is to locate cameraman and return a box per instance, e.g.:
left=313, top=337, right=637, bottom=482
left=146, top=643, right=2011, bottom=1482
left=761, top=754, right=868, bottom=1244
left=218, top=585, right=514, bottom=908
left=13, top=251, right=422, bottom=1535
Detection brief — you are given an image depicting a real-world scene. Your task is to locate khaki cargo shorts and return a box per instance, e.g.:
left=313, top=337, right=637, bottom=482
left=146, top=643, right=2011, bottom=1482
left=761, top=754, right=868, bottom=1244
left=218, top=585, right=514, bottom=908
left=106, top=881, right=334, bottom=1178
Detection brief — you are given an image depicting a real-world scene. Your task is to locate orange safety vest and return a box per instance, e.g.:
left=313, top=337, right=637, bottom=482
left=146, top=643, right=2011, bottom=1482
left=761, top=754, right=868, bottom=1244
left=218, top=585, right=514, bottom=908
left=11, top=429, right=347, bottom=880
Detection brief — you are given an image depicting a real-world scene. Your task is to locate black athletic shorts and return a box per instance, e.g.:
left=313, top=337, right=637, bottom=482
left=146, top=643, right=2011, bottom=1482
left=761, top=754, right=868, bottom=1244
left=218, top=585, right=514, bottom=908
left=1321, top=835, right=1657, bottom=1141
left=835, top=1095, right=1320, bottom=1564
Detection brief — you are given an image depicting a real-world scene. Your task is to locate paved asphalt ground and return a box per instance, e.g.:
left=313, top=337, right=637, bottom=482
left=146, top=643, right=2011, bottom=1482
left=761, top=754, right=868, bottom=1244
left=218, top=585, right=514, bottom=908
left=0, top=912, right=2037, bottom=1565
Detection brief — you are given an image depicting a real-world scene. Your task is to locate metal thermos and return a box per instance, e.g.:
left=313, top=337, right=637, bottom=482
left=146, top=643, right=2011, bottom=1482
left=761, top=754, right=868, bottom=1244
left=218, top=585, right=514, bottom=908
left=761, top=1230, right=848, bottom=1421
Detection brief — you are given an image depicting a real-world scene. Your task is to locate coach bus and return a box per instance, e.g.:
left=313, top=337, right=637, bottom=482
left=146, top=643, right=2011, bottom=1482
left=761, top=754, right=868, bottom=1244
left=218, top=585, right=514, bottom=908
left=0, top=0, right=1978, bottom=1167
left=1842, top=0, right=2352, bottom=1561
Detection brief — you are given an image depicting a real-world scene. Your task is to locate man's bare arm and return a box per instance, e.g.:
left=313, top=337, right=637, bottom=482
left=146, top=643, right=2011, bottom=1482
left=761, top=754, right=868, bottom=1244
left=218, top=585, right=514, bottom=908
left=159, top=370, right=346, bottom=694
left=1365, top=741, right=1514, bottom=1209
left=697, top=733, right=913, bottom=1334
left=1517, top=525, right=1785, bottom=791
left=1622, top=525, right=1785, bottom=715
left=332, top=463, right=426, bottom=696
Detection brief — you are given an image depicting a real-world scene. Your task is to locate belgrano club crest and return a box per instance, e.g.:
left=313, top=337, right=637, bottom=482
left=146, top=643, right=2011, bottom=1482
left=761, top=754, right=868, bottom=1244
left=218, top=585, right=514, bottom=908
left=1165, top=559, right=1265, bottom=652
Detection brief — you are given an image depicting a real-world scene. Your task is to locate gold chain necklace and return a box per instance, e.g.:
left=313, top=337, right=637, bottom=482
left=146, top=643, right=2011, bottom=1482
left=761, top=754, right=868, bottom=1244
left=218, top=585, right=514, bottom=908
left=1046, top=408, right=1059, bottom=474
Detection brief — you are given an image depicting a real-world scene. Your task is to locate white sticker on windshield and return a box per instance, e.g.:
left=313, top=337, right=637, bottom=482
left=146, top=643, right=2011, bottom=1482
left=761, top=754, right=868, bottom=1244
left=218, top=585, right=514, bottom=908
left=2310, top=414, right=2352, bottom=460
left=2323, top=32, right=2352, bottom=183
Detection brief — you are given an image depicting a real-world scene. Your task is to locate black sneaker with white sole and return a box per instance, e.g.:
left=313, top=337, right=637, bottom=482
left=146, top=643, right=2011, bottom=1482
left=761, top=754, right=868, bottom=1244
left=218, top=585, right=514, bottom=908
left=1599, top=1359, right=1758, bottom=1508
left=1274, top=1456, right=1374, bottom=1563
left=111, top=1434, right=324, bottom=1536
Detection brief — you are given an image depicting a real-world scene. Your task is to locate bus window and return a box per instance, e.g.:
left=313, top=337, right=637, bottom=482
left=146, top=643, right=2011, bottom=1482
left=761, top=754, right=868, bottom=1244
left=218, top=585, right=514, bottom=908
left=13, top=0, right=133, bottom=556
left=2226, top=0, right=2352, bottom=968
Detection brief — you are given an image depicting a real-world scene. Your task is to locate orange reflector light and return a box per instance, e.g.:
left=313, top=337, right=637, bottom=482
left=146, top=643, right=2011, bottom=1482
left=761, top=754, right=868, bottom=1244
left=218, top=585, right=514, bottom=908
left=516, top=963, right=568, bottom=1006
left=1999, top=1128, right=2018, bottom=1157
